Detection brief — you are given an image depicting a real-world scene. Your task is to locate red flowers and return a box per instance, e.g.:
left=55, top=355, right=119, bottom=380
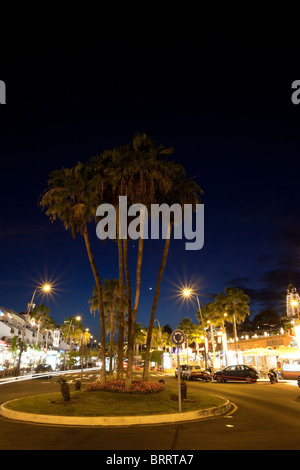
left=86, top=379, right=164, bottom=394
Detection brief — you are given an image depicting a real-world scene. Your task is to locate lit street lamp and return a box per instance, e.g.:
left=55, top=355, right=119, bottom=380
left=18, top=283, right=52, bottom=375
left=182, top=288, right=208, bottom=369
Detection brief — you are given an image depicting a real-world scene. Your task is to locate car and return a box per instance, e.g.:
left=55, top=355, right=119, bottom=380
left=175, top=364, right=212, bottom=381
left=33, top=364, right=53, bottom=378
left=175, top=364, right=188, bottom=378
left=213, top=364, right=259, bottom=383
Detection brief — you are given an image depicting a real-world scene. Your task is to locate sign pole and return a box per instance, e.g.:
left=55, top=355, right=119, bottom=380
left=177, top=348, right=181, bottom=413
left=171, top=329, right=185, bottom=414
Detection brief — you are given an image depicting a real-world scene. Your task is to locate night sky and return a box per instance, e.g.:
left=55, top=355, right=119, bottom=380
left=1, top=42, right=300, bottom=342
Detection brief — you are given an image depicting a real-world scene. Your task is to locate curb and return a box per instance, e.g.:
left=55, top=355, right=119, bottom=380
left=0, top=399, right=232, bottom=427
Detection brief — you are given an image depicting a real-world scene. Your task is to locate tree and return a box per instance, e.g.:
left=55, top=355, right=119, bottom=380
left=95, top=133, right=174, bottom=386
left=90, top=279, right=123, bottom=377
left=133, top=323, right=147, bottom=358
left=200, top=302, right=225, bottom=368
left=143, top=161, right=203, bottom=380
left=8, top=336, right=26, bottom=369
left=40, top=161, right=107, bottom=384
left=30, top=304, right=51, bottom=346
left=177, top=317, right=194, bottom=362
left=215, top=287, right=250, bottom=362
left=40, top=316, right=57, bottom=357
left=189, top=323, right=204, bottom=366
left=252, top=308, right=280, bottom=331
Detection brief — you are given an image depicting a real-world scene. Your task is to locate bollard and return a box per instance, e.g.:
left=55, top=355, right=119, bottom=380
left=181, top=381, right=187, bottom=400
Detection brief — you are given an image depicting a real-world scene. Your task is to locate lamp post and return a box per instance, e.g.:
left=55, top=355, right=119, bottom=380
left=18, top=284, right=52, bottom=376
left=182, top=289, right=208, bottom=369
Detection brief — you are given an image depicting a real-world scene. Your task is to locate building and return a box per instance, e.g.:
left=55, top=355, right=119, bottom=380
left=0, top=306, right=69, bottom=370
left=286, top=284, right=300, bottom=318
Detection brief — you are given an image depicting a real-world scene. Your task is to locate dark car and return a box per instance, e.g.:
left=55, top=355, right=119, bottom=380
left=213, top=364, right=259, bottom=383
left=33, top=364, right=53, bottom=378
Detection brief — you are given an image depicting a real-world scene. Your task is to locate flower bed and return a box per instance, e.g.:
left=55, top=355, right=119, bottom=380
left=86, top=379, right=165, bottom=394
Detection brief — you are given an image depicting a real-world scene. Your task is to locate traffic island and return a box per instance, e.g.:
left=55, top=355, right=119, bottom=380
left=0, top=377, right=233, bottom=426
left=0, top=398, right=232, bottom=426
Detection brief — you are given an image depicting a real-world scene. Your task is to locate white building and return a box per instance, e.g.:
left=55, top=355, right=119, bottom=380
left=0, top=306, right=64, bottom=348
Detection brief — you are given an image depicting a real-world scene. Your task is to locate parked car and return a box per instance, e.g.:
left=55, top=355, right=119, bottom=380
left=175, top=364, right=189, bottom=378
left=175, top=364, right=210, bottom=380
left=213, top=365, right=259, bottom=383
left=175, top=364, right=211, bottom=381
left=33, top=364, right=53, bottom=378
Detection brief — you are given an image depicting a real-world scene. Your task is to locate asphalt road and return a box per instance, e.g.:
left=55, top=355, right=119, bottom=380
left=0, top=372, right=299, bottom=452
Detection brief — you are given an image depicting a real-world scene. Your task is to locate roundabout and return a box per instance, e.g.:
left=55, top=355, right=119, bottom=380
left=0, top=396, right=233, bottom=426
left=0, top=374, right=233, bottom=427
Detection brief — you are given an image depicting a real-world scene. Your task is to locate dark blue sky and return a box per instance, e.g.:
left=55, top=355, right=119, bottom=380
left=1, top=42, right=300, bottom=341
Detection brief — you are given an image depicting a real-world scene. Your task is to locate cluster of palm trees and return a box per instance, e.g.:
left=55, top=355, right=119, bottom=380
left=191, top=286, right=250, bottom=363
left=40, top=133, right=202, bottom=385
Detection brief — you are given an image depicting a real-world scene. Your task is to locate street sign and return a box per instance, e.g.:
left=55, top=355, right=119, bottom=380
left=171, top=329, right=186, bottom=346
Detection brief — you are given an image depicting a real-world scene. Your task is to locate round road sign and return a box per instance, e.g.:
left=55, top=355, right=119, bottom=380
left=171, top=329, right=186, bottom=346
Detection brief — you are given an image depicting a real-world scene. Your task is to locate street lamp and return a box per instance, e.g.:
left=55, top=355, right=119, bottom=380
left=18, top=283, right=52, bottom=375
left=182, top=288, right=208, bottom=369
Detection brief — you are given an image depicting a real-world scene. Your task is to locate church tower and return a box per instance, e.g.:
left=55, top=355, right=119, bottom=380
left=286, top=284, right=300, bottom=317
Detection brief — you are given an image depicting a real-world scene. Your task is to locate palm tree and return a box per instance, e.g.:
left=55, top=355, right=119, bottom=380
left=133, top=323, right=147, bottom=358
left=177, top=317, right=195, bottom=363
left=93, top=133, right=174, bottom=386
left=143, top=161, right=203, bottom=380
left=30, top=304, right=50, bottom=346
left=40, top=161, right=107, bottom=383
left=200, top=302, right=225, bottom=368
left=89, top=149, right=126, bottom=379
left=189, top=323, right=204, bottom=366
left=40, top=316, right=57, bottom=357
left=90, top=278, right=121, bottom=377
left=60, top=316, right=83, bottom=368
left=215, top=287, right=250, bottom=362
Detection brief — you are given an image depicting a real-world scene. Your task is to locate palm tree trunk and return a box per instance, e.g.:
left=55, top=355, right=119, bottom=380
left=123, top=239, right=132, bottom=341
left=116, top=206, right=125, bottom=379
left=126, top=217, right=145, bottom=387
left=143, top=225, right=172, bottom=381
left=233, top=312, right=239, bottom=363
left=83, top=223, right=106, bottom=384
left=210, top=324, right=216, bottom=368
left=108, top=307, right=114, bottom=377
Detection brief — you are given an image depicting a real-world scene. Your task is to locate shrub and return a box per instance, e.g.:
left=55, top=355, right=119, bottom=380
left=86, top=379, right=164, bottom=394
